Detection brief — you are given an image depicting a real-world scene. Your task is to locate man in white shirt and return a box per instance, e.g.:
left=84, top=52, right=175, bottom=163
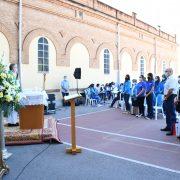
left=61, top=76, right=69, bottom=106
left=161, top=68, right=178, bottom=135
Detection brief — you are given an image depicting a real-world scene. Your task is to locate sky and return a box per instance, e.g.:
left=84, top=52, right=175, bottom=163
left=100, top=0, right=180, bottom=44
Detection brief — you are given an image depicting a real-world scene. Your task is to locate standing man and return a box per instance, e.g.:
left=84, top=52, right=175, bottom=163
left=161, top=68, right=178, bottom=135
left=7, top=64, right=20, bottom=126
left=61, top=76, right=69, bottom=106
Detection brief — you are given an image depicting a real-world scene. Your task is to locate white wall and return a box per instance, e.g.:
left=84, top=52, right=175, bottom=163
left=69, top=43, right=90, bottom=88
left=21, top=36, right=70, bottom=90
left=98, top=48, right=117, bottom=84
left=120, top=52, right=132, bottom=82
left=21, top=39, right=118, bottom=91
left=0, top=32, right=10, bottom=66
left=150, top=57, right=156, bottom=75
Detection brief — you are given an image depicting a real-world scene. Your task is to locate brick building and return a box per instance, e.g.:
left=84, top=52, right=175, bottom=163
left=0, top=0, right=178, bottom=91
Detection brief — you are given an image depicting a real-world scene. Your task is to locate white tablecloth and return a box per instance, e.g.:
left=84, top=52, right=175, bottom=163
left=20, top=90, right=48, bottom=106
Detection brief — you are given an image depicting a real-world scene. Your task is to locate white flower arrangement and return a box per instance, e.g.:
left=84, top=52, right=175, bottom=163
left=0, top=58, right=21, bottom=117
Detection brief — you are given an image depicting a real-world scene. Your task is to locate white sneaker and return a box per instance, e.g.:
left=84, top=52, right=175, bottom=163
left=97, top=104, right=102, bottom=107
left=136, top=114, right=142, bottom=118
left=122, top=111, right=130, bottom=114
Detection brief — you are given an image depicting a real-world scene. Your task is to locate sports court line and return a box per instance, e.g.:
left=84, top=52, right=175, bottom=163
left=58, top=123, right=180, bottom=147
left=63, top=141, right=180, bottom=174
left=57, top=108, right=112, bottom=121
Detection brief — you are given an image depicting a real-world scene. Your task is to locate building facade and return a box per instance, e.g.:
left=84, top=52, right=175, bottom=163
left=0, top=0, right=178, bottom=91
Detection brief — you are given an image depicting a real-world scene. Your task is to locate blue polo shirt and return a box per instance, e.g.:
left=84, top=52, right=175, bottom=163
left=154, top=81, right=160, bottom=95
left=123, top=80, right=131, bottom=94
left=132, top=84, right=138, bottom=96
left=136, top=81, right=146, bottom=97
left=146, top=80, right=155, bottom=93
left=158, top=81, right=166, bottom=94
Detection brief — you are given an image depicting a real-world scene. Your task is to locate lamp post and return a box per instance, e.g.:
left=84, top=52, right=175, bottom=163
left=18, top=0, right=23, bottom=90
left=0, top=110, right=9, bottom=178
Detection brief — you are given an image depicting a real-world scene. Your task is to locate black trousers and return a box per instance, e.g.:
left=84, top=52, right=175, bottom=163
left=137, top=96, right=145, bottom=116
left=146, top=93, right=154, bottom=118
left=163, top=94, right=176, bottom=131
left=110, top=96, right=120, bottom=107
left=124, top=93, right=130, bottom=111
left=62, top=92, right=69, bottom=106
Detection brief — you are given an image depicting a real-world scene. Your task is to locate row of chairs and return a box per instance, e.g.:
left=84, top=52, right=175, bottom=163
left=84, top=88, right=166, bottom=120
left=84, top=88, right=118, bottom=106
left=115, top=93, right=165, bottom=120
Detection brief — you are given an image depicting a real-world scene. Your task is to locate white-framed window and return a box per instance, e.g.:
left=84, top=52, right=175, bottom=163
left=140, top=56, right=145, bottom=76
left=104, top=49, right=110, bottom=74
left=38, top=37, right=49, bottom=72
left=162, top=61, right=166, bottom=74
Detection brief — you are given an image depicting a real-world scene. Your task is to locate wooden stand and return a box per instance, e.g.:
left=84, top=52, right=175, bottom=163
left=64, top=94, right=82, bottom=155
left=19, top=105, right=44, bottom=129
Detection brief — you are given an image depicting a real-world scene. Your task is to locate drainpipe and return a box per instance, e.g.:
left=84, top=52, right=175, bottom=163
left=18, top=0, right=23, bottom=90
left=154, top=37, right=157, bottom=75
left=116, top=23, right=120, bottom=84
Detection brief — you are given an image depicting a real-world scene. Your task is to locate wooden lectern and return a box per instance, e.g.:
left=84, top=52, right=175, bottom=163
left=64, top=94, right=82, bottom=155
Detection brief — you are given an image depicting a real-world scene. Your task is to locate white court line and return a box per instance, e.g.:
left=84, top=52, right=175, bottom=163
left=63, top=141, right=180, bottom=174
left=58, top=123, right=180, bottom=147
left=57, top=108, right=112, bottom=121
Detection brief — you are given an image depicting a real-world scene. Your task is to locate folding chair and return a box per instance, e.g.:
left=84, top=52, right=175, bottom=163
left=153, top=94, right=165, bottom=120
left=84, top=89, right=97, bottom=106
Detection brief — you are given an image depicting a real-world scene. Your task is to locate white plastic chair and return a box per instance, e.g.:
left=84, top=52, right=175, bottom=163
left=153, top=94, right=165, bottom=120
left=144, top=98, right=148, bottom=116
left=84, top=89, right=98, bottom=106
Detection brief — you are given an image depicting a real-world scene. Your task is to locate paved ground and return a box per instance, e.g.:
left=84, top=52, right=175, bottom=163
left=3, top=104, right=180, bottom=180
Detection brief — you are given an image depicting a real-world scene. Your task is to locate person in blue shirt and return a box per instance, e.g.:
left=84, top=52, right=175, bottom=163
left=136, top=75, right=146, bottom=117
left=89, top=84, right=101, bottom=103
left=123, top=74, right=131, bottom=113
left=154, top=76, right=161, bottom=96
left=131, top=79, right=139, bottom=115
left=159, top=74, right=166, bottom=94
left=145, top=73, right=155, bottom=119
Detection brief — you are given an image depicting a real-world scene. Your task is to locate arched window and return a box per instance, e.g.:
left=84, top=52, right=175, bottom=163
left=104, top=49, right=110, bottom=74
left=38, top=37, right=49, bottom=72
left=140, top=56, right=145, bottom=76
left=162, top=61, right=166, bottom=74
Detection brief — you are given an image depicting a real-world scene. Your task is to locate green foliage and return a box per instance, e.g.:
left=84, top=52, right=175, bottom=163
left=0, top=58, right=21, bottom=117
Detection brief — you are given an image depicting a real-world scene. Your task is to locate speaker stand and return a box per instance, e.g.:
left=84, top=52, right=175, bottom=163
left=76, top=79, right=79, bottom=94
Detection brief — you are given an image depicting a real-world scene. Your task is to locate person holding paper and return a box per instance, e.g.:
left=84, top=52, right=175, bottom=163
left=7, top=64, right=20, bottom=126
left=61, top=76, right=70, bottom=106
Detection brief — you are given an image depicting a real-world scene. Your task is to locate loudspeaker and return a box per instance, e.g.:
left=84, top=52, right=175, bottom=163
left=73, top=68, right=81, bottom=79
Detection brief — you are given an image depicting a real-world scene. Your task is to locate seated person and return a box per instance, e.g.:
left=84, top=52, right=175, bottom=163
left=89, top=84, right=101, bottom=103
left=104, top=83, right=111, bottom=100
left=109, top=91, right=120, bottom=108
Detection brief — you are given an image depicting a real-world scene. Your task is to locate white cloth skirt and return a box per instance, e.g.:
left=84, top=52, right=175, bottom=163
left=7, top=111, right=18, bottom=124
